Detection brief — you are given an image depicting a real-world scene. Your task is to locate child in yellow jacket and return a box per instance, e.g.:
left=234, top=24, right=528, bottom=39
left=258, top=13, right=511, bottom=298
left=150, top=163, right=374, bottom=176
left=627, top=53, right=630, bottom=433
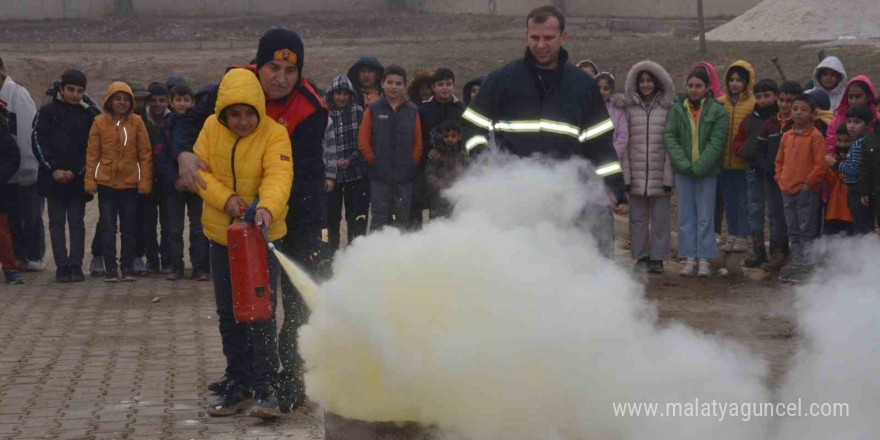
left=84, top=81, right=153, bottom=282
left=193, top=68, right=293, bottom=418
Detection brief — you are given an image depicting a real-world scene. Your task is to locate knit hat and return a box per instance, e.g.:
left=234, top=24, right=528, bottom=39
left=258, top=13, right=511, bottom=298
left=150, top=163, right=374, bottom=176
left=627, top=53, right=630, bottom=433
left=60, top=69, right=87, bottom=88
left=256, top=28, right=304, bottom=73
left=147, top=82, right=169, bottom=98
left=807, top=88, right=831, bottom=111
left=128, top=81, right=150, bottom=99
left=165, top=75, right=187, bottom=93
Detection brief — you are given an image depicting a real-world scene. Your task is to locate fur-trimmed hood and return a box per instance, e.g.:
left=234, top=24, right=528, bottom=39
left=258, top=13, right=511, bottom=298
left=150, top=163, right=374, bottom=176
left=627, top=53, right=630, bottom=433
left=614, top=60, right=675, bottom=108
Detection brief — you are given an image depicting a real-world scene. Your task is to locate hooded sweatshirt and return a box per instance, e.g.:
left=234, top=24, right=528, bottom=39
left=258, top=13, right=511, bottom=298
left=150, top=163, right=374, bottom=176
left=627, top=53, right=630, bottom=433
left=84, top=82, right=153, bottom=194
left=325, top=75, right=366, bottom=184
left=0, top=75, right=37, bottom=186
left=193, top=68, right=293, bottom=245
left=347, top=56, right=385, bottom=109
left=576, top=60, right=599, bottom=74
left=806, top=56, right=848, bottom=111
left=825, top=76, right=877, bottom=154
left=692, top=61, right=725, bottom=100
left=775, top=124, right=826, bottom=195
left=718, top=60, right=756, bottom=171
left=462, top=76, right=484, bottom=106
left=615, top=60, right=675, bottom=197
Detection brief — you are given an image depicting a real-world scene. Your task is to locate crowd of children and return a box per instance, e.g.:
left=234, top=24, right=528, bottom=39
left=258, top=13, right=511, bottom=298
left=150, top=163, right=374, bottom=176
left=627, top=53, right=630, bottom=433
left=1, top=51, right=880, bottom=289
left=591, top=55, right=880, bottom=282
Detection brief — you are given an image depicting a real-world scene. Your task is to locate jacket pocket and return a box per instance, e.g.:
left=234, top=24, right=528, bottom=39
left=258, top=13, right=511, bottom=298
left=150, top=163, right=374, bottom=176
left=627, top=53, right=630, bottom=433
left=95, top=160, right=113, bottom=185
left=121, top=161, right=140, bottom=186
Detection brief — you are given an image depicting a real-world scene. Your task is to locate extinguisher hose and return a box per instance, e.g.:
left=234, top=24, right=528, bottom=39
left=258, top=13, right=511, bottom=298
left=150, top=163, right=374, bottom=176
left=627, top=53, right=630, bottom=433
left=243, top=196, right=275, bottom=251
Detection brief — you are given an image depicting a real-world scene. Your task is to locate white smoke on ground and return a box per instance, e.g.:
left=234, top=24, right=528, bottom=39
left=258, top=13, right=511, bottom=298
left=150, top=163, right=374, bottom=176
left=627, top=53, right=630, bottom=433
left=298, top=156, right=771, bottom=439
left=774, top=237, right=880, bottom=440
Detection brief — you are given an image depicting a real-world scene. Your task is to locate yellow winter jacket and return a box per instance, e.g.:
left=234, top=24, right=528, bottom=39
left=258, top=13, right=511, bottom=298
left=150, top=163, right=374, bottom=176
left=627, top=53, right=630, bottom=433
left=85, top=82, right=153, bottom=194
left=718, top=60, right=755, bottom=171
left=194, top=68, right=293, bottom=246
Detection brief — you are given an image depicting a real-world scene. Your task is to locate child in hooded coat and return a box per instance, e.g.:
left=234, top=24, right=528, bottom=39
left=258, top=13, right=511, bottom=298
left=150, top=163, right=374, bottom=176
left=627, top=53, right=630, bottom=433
left=84, top=81, right=153, bottom=282
left=805, top=56, right=848, bottom=111
left=616, top=60, right=674, bottom=274
left=194, top=68, right=293, bottom=418
left=717, top=60, right=756, bottom=254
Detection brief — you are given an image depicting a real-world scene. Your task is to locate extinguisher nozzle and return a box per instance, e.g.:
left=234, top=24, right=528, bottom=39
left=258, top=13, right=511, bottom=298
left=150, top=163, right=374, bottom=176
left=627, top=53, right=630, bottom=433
left=260, top=224, right=274, bottom=250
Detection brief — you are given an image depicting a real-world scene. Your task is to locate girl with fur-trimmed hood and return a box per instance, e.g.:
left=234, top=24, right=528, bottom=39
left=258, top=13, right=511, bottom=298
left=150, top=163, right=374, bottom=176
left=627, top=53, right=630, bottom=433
left=615, top=60, right=675, bottom=274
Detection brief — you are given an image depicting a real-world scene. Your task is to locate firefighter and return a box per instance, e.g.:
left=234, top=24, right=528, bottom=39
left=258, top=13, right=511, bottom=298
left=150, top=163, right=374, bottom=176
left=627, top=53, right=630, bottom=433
left=460, top=5, right=627, bottom=257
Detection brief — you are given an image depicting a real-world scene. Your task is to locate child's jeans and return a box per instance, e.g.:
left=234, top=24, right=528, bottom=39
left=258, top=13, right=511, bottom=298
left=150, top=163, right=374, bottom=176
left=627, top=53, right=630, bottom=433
left=719, top=169, right=749, bottom=237
left=166, top=191, right=210, bottom=274
left=848, top=191, right=874, bottom=234
left=47, top=195, right=86, bottom=269
left=97, top=186, right=138, bottom=274
left=675, top=174, right=718, bottom=260
left=763, top=175, right=790, bottom=251
left=782, top=188, right=821, bottom=268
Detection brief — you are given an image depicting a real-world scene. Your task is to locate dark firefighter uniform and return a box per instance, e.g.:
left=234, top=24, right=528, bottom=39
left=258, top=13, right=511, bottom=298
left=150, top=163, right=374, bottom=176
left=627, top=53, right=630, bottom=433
left=460, top=47, right=626, bottom=255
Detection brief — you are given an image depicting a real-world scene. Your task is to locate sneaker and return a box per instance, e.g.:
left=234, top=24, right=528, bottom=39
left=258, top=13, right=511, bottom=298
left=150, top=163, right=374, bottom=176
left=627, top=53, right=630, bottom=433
left=208, top=375, right=231, bottom=394
left=248, top=387, right=281, bottom=419
left=730, top=236, right=748, bottom=253
left=120, top=272, right=138, bottom=282
left=697, top=259, right=711, bottom=277
left=104, top=271, right=120, bottom=283
left=648, top=260, right=665, bottom=275
left=56, top=265, right=71, bottom=283
left=132, top=258, right=148, bottom=276
left=166, top=269, right=185, bottom=281
left=90, top=256, right=105, bottom=277
left=194, top=270, right=211, bottom=282
left=69, top=266, right=86, bottom=282
left=25, top=259, right=45, bottom=272
left=4, top=270, right=25, bottom=285
left=779, top=265, right=804, bottom=283
left=632, top=257, right=649, bottom=273
left=679, top=258, right=696, bottom=277
left=207, top=382, right=254, bottom=416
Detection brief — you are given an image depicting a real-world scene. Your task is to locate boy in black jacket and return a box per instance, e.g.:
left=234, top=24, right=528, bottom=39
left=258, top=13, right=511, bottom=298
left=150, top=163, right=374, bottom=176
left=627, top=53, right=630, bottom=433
left=733, top=79, right=778, bottom=268
left=32, top=70, right=100, bottom=282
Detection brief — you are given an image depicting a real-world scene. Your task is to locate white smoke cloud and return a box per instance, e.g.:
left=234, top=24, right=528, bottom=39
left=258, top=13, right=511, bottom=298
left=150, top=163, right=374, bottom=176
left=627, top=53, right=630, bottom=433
left=297, top=156, right=772, bottom=439
left=774, top=237, right=880, bottom=440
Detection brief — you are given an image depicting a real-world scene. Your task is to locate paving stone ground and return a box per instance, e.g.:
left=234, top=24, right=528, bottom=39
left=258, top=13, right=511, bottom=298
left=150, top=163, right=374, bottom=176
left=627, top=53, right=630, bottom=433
left=0, top=204, right=324, bottom=440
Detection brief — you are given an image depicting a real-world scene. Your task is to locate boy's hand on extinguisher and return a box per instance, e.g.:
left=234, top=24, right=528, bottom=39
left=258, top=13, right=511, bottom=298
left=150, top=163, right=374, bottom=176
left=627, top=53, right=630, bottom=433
left=224, top=195, right=247, bottom=219
left=255, top=208, right=273, bottom=228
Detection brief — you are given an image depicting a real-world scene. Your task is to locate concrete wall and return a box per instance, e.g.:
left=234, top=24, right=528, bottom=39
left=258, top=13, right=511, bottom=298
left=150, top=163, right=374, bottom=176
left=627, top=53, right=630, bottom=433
left=411, top=0, right=762, bottom=18
left=0, top=0, right=383, bottom=19
left=0, top=0, right=761, bottom=20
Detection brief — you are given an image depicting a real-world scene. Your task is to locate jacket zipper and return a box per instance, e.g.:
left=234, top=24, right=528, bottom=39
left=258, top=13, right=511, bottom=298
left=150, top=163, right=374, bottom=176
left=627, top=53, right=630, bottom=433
left=644, top=98, right=652, bottom=195
left=231, top=137, right=241, bottom=192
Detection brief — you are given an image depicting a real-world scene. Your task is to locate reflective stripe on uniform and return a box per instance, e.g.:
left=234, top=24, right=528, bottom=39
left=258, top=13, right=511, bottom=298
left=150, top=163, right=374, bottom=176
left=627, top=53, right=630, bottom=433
left=462, top=108, right=494, bottom=130
left=493, top=119, right=581, bottom=138
left=465, top=135, right=489, bottom=153
left=595, top=162, right=622, bottom=176
left=579, top=118, right=615, bottom=142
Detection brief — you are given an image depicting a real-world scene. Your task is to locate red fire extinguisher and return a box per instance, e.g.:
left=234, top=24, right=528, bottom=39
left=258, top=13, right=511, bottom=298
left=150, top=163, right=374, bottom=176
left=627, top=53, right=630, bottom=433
left=227, top=199, right=273, bottom=324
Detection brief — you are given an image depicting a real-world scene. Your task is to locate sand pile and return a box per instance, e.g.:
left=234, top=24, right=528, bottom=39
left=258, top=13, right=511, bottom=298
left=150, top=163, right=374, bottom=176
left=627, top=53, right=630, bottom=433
left=706, top=0, right=880, bottom=42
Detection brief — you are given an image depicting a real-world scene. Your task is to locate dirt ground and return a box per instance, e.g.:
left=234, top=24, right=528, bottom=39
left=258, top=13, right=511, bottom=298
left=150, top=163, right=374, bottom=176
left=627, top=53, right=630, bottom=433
left=2, top=10, right=847, bottom=413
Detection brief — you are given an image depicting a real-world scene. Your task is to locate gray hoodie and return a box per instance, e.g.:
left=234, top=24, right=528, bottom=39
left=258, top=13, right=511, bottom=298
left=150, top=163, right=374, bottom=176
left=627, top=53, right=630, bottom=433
left=806, top=56, right=848, bottom=111
left=0, top=75, right=37, bottom=186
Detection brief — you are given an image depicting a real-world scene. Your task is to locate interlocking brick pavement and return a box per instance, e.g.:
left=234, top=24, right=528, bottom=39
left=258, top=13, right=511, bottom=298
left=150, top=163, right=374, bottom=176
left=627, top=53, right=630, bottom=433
left=0, top=204, right=324, bottom=439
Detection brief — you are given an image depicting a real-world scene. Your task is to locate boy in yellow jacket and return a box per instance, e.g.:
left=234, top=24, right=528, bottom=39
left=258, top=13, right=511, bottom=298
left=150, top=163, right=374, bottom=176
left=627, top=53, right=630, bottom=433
left=85, top=82, right=153, bottom=282
left=193, top=68, right=293, bottom=419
